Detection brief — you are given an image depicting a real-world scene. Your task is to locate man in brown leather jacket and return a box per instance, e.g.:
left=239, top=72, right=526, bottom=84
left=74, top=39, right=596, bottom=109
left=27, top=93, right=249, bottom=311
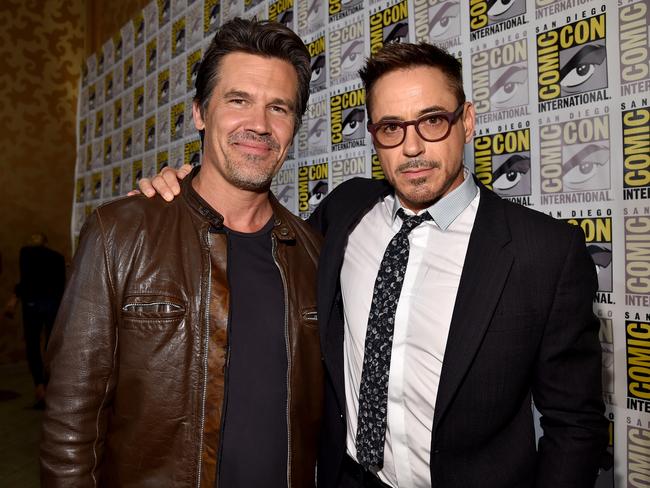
left=41, top=19, right=323, bottom=488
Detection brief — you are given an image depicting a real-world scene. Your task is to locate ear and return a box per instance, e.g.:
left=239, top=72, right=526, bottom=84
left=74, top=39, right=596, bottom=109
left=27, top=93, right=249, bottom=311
left=192, top=101, right=206, bottom=131
left=462, top=102, right=476, bottom=144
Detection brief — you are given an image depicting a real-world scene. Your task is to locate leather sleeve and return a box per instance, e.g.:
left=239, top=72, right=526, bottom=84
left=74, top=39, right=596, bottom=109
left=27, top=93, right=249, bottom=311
left=41, top=211, right=118, bottom=487
left=533, top=225, right=609, bottom=487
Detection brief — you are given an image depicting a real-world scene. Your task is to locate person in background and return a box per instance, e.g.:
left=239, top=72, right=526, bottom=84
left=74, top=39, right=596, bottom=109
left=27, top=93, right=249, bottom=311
left=4, top=232, right=65, bottom=408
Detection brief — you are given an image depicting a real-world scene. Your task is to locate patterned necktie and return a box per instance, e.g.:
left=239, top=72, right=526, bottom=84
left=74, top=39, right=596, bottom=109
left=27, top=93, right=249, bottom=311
left=356, top=208, right=433, bottom=471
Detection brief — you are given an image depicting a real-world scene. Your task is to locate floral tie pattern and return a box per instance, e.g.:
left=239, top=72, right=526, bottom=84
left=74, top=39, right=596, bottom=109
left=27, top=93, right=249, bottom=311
left=356, top=208, right=433, bottom=471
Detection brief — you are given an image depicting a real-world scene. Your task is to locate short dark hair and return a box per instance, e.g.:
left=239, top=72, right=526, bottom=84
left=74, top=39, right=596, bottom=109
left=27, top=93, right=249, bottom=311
left=194, top=17, right=311, bottom=129
left=359, top=42, right=465, bottom=122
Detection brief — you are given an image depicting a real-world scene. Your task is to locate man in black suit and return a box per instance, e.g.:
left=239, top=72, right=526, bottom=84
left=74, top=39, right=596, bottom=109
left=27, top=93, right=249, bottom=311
left=310, top=42, right=607, bottom=488
left=138, top=41, right=607, bottom=488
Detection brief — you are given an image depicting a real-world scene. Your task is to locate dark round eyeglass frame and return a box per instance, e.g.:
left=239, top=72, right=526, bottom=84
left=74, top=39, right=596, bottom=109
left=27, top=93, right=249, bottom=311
left=367, top=103, right=466, bottom=149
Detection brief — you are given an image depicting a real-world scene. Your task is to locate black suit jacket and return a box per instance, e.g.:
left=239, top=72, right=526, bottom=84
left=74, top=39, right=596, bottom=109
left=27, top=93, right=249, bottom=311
left=309, top=177, right=608, bottom=488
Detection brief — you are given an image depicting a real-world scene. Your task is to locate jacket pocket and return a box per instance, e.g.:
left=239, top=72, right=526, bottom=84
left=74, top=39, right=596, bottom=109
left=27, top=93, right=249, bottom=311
left=301, top=307, right=319, bottom=330
left=121, top=294, right=186, bottom=329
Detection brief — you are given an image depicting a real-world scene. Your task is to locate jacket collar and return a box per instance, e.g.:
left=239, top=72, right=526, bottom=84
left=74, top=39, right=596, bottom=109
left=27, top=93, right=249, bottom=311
left=183, top=165, right=296, bottom=242
left=183, top=166, right=225, bottom=230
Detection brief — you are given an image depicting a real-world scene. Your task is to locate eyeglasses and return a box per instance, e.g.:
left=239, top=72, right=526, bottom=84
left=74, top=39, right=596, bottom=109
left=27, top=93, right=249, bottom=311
left=367, top=103, right=466, bottom=149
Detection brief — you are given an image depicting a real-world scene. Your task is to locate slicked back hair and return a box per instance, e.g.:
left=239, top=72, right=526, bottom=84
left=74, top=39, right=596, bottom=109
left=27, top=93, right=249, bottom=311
left=359, top=42, right=465, bottom=122
left=194, top=17, right=311, bottom=131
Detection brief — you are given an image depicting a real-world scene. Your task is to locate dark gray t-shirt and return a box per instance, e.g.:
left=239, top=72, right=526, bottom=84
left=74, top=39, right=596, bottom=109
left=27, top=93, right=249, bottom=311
left=217, top=218, right=288, bottom=487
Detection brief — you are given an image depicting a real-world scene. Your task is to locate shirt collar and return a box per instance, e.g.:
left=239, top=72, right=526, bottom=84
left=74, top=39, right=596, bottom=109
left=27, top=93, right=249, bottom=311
left=388, top=168, right=478, bottom=230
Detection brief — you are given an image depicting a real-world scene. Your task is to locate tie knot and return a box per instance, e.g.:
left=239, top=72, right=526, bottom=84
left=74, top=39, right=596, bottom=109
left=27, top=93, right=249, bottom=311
left=396, top=208, right=432, bottom=234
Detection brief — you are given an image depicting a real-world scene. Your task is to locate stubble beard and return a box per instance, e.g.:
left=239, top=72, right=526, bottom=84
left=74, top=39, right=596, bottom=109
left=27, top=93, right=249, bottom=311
left=393, top=158, right=463, bottom=209
left=222, top=132, right=282, bottom=192
left=222, top=153, right=278, bottom=192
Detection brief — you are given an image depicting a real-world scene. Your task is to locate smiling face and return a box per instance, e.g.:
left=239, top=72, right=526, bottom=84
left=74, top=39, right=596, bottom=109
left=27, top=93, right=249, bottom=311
left=371, top=66, right=475, bottom=211
left=193, top=52, right=298, bottom=192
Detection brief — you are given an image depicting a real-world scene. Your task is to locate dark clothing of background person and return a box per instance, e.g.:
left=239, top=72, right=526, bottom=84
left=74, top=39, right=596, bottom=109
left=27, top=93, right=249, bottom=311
left=15, top=244, right=65, bottom=386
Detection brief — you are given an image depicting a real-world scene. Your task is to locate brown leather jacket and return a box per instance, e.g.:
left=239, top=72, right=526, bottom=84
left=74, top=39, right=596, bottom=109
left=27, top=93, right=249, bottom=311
left=41, top=172, right=324, bottom=487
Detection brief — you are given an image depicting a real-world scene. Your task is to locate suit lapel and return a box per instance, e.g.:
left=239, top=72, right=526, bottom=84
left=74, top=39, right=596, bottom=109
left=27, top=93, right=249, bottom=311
left=433, top=186, right=514, bottom=432
left=318, top=180, right=391, bottom=411
left=318, top=181, right=391, bottom=344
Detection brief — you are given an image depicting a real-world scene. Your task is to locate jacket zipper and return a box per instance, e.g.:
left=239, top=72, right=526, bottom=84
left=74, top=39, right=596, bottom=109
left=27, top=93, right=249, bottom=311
left=302, top=310, right=318, bottom=321
left=196, top=230, right=212, bottom=488
left=122, top=301, right=182, bottom=312
left=215, top=235, right=233, bottom=486
left=272, top=233, right=292, bottom=488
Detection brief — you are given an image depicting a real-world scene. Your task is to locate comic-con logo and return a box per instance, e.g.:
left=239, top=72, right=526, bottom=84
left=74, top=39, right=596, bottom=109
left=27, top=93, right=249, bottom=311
left=85, top=145, right=92, bottom=171
left=307, top=35, right=327, bottom=93
left=535, top=0, right=568, bottom=19
left=112, top=167, right=121, bottom=196
left=297, top=0, right=325, bottom=35
left=184, top=139, right=201, bottom=166
left=369, top=0, right=409, bottom=56
left=158, top=0, right=170, bottom=26
left=245, top=0, right=265, bottom=12
left=103, top=136, right=112, bottom=165
left=157, top=150, right=169, bottom=172
left=187, top=50, right=201, bottom=92
left=113, top=32, right=123, bottom=62
left=298, top=97, right=328, bottom=157
left=329, top=0, right=364, bottom=23
left=627, top=424, right=650, bottom=486
left=329, top=18, right=364, bottom=86
left=539, top=113, right=611, bottom=204
left=91, top=172, right=102, bottom=200
left=298, top=161, right=328, bottom=218
left=134, top=85, right=144, bottom=119
left=474, top=127, right=531, bottom=203
left=172, top=17, right=185, bottom=58
left=132, top=160, right=143, bottom=190
left=471, top=38, right=529, bottom=123
left=565, top=215, right=612, bottom=293
left=536, top=11, right=609, bottom=111
left=625, top=320, right=650, bottom=412
left=469, top=0, right=526, bottom=40
left=80, top=119, right=88, bottom=145
left=133, top=12, right=145, bottom=47
left=171, top=102, right=185, bottom=141
left=619, top=0, right=650, bottom=96
left=371, top=153, right=386, bottom=180
left=76, top=177, right=85, bottom=203
left=331, top=151, right=366, bottom=189
left=624, top=212, right=650, bottom=303
left=158, top=68, right=170, bottom=106
left=271, top=166, right=296, bottom=212
left=414, top=0, right=461, bottom=49
left=622, top=104, right=650, bottom=201
left=269, top=0, right=294, bottom=27
left=147, top=38, right=157, bottom=75
left=114, top=99, right=122, bottom=130
left=105, top=72, right=114, bottom=100
left=204, top=0, right=220, bottom=36
left=124, top=56, right=134, bottom=89
left=145, top=116, right=156, bottom=152
left=102, top=168, right=112, bottom=199
left=330, top=87, right=366, bottom=151
left=95, top=110, right=104, bottom=138
left=123, top=126, right=133, bottom=159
